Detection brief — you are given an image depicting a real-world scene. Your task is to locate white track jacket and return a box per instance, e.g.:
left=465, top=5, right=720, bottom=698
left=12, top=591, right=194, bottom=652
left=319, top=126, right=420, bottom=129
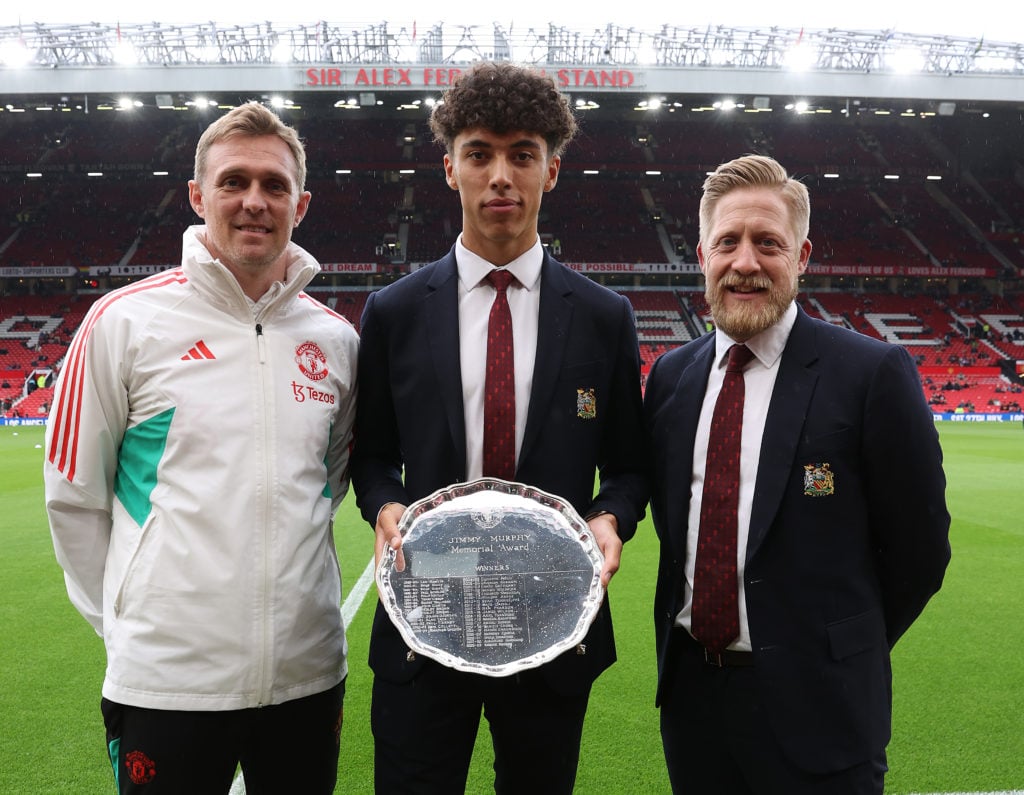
left=44, top=225, right=359, bottom=711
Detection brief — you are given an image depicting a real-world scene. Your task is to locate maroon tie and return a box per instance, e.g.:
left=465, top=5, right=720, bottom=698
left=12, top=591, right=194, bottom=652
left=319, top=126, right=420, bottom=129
left=691, top=343, right=755, bottom=654
left=483, top=270, right=516, bottom=480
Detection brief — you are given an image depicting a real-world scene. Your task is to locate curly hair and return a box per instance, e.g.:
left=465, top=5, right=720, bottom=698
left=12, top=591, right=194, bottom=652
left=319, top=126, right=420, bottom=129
left=428, top=62, right=578, bottom=158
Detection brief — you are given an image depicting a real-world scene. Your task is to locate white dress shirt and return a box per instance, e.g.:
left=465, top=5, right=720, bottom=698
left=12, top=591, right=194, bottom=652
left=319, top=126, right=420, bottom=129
left=455, top=235, right=543, bottom=480
left=677, top=302, right=798, bottom=651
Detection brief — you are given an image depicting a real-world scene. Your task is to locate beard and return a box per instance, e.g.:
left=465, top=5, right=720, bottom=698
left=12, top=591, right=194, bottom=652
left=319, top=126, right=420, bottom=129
left=706, top=272, right=798, bottom=340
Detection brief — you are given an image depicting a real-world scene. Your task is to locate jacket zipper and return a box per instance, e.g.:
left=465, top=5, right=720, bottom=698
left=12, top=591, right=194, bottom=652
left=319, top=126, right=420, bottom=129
left=255, top=321, right=272, bottom=705
left=256, top=322, right=267, bottom=364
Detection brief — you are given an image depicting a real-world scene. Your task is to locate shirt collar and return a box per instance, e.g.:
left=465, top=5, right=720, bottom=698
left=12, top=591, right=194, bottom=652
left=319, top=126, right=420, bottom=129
left=714, top=301, right=798, bottom=369
left=455, top=234, right=544, bottom=292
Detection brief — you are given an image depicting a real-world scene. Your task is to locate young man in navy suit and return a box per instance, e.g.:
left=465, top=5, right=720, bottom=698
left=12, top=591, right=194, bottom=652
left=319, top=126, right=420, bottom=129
left=644, top=154, right=950, bottom=794
left=351, top=62, right=648, bottom=793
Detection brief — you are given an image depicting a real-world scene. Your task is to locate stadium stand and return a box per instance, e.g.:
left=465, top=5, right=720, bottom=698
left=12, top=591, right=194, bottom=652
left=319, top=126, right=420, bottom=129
left=401, top=174, right=460, bottom=263
left=540, top=173, right=669, bottom=264
left=295, top=175, right=405, bottom=264
left=130, top=184, right=198, bottom=267
left=2, top=92, right=1023, bottom=419
left=320, top=290, right=373, bottom=332
left=5, top=287, right=1021, bottom=418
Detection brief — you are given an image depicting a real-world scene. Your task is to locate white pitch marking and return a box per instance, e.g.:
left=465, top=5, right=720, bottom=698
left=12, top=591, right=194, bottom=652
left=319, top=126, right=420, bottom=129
left=342, top=557, right=377, bottom=629
left=228, top=772, right=246, bottom=795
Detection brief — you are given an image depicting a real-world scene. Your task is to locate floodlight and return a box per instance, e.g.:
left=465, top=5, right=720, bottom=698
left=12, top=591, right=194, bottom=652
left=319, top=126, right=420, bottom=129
left=112, top=41, right=137, bottom=65
left=0, top=39, right=32, bottom=67
left=271, top=42, right=291, bottom=63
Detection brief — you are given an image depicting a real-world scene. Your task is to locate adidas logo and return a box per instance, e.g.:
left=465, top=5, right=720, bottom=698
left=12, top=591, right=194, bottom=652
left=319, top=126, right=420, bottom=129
left=181, top=340, right=216, bottom=361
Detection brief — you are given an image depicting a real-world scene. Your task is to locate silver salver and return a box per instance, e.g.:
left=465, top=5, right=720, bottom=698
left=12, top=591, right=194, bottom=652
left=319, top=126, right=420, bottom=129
left=376, top=478, right=605, bottom=677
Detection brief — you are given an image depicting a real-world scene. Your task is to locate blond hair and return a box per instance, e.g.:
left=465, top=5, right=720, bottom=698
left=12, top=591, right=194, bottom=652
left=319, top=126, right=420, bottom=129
left=699, top=154, right=809, bottom=246
left=194, top=101, right=307, bottom=190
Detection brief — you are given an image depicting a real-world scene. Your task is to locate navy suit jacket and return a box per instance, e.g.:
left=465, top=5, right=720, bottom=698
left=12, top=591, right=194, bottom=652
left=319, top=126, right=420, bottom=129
left=644, top=305, right=950, bottom=774
left=351, top=247, right=648, bottom=694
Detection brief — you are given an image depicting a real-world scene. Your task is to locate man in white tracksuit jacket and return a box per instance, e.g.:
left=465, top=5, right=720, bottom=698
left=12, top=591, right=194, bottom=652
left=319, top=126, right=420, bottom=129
left=43, top=102, right=358, bottom=794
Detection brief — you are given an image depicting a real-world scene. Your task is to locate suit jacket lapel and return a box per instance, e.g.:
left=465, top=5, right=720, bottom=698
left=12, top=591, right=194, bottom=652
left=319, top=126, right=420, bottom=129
left=425, top=253, right=467, bottom=474
left=520, top=256, right=573, bottom=465
left=676, top=340, right=715, bottom=453
left=746, top=307, right=819, bottom=561
left=670, top=336, right=716, bottom=546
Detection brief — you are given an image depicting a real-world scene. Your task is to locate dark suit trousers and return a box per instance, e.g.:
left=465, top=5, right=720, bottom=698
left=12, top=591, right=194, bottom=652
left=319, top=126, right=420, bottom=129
left=660, top=630, right=886, bottom=795
left=372, top=659, right=590, bottom=794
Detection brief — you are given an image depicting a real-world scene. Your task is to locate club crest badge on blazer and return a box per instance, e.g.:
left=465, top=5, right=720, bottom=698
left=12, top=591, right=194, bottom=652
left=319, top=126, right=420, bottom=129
left=576, top=388, right=597, bottom=419
left=803, top=463, right=835, bottom=496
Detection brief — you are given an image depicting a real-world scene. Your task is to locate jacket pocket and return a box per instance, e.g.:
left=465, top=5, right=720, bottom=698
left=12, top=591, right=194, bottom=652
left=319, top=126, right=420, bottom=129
left=800, top=425, right=857, bottom=456
left=826, top=609, right=884, bottom=661
left=111, top=514, right=158, bottom=619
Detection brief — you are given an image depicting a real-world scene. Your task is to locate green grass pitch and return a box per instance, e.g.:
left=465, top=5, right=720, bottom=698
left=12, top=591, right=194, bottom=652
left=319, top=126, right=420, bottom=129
left=1, top=422, right=1021, bottom=793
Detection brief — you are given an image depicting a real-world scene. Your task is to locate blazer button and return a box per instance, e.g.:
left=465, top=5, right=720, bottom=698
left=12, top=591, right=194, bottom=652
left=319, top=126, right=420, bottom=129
left=575, top=643, right=587, bottom=656
left=406, top=650, right=416, bottom=662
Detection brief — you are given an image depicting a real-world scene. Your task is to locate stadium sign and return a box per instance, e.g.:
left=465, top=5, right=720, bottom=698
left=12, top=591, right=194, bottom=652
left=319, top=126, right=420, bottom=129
left=1, top=266, right=78, bottom=278
left=95, top=265, right=176, bottom=276
left=319, top=263, right=386, bottom=273
left=808, top=264, right=997, bottom=278
left=935, top=413, right=1024, bottom=422
left=565, top=262, right=702, bottom=274
left=305, top=67, right=639, bottom=91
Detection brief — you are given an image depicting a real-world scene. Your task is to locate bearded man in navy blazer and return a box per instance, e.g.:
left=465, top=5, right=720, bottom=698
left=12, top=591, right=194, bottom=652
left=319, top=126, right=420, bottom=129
left=644, top=155, right=950, bottom=794
left=350, top=62, right=648, bottom=794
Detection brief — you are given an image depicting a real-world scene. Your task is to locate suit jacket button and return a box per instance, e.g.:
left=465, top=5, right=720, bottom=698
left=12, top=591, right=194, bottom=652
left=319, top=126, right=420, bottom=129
left=575, top=644, right=587, bottom=656
left=406, top=650, right=416, bottom=662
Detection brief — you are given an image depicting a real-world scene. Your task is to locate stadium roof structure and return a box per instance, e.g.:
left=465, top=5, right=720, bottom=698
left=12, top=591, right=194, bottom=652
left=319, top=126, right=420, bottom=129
left=1, top=20, right=1024, bottom=119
